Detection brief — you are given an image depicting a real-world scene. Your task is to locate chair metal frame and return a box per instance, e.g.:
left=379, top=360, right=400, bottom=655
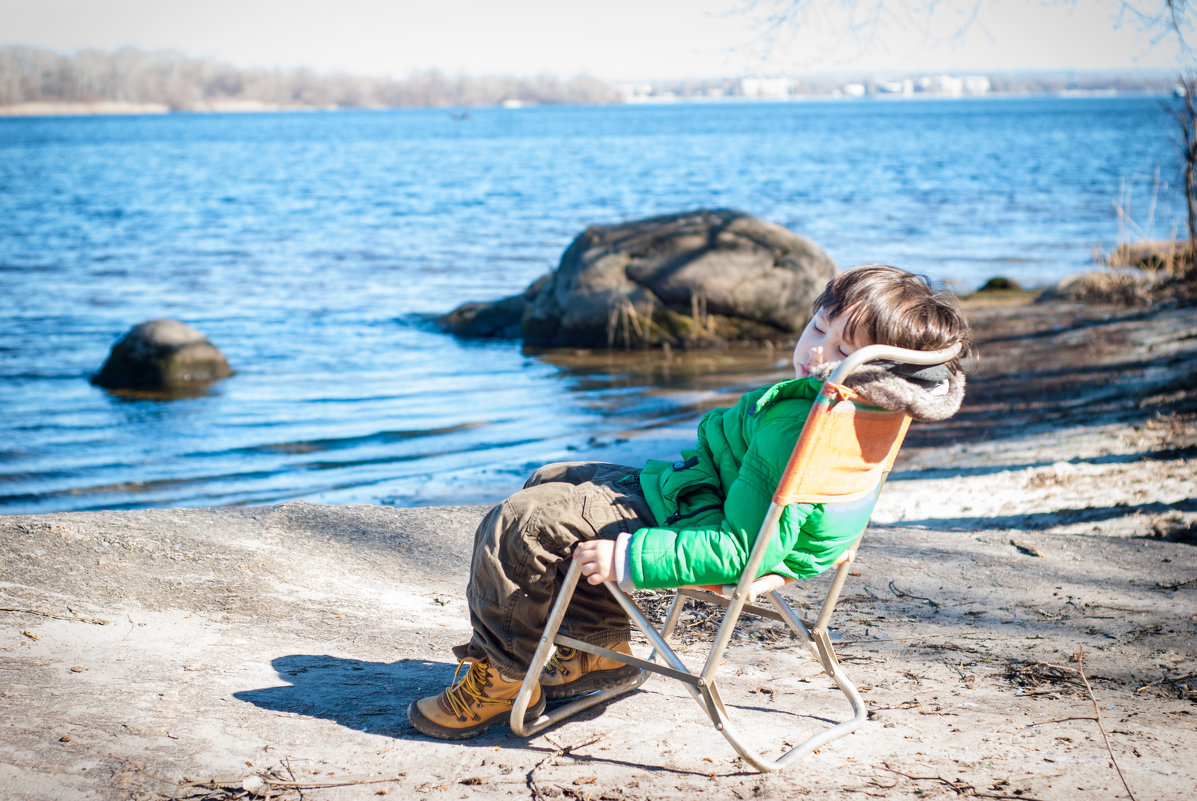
left=510, top=342, right=962, bottom=772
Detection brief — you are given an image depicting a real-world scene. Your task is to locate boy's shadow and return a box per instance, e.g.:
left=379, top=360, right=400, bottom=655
left=234, top=654, right=454, bottom=739
left=235, top=654, right=613, bottom=742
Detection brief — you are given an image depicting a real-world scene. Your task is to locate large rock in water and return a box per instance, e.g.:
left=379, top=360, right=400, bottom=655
left=440, top=209, right=837, bottom=348
left=91, top=319, right=233, bottom=390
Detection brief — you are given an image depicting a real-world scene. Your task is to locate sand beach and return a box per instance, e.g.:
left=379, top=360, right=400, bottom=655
left=1, top=295, right=1194, bottom=801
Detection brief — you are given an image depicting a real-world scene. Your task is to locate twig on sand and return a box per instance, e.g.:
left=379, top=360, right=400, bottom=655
left=1136, top=671, right=1196, bottom=698
left=1029, top=715, right=1099, bottom=725
left=1010, top=538, right=1046, bottom=558
left=1155, top=576, right=1197, bottom=590
left=173, top=771, right=408, bottom=800
left=1025, top=647, right=1138, bottom=801
left=876, top=763, right=1050, bottom=800
left=0, top=606, right=110, bottom=625
left=887, top=581, right=940, bottom=613
left=282, top=756, right=303, bottom=801
left=58, top=737, right=176, bottom=787
left=527, top=734, right=605, bottom=800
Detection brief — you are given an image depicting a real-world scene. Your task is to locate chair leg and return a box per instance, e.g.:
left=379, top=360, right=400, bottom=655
left=509, top=560, right=648, bottom=737
left=513, top=562, right=868, bottom=772
left=768, top=589, right=821, bottom=662
left=740, top=581, right=867, bottom=769
left=659, top=590, right=688, bottom=642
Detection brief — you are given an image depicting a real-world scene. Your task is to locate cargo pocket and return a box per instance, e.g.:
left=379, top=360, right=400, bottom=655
left=581, top=485, right=639, bottom=541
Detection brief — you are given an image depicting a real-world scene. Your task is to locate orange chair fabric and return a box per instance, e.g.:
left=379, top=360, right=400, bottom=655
left=772, top=382, right=911, bottom=506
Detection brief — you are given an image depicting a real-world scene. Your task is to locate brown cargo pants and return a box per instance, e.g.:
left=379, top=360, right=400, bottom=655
left=452, top=461, right=656, bottom=680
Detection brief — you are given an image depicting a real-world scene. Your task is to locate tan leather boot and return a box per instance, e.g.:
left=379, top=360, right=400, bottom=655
left=407, top=659, right=543, bottom=740
left=540, top=642, right=640, bottom=701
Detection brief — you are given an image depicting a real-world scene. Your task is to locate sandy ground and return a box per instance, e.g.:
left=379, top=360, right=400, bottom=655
left=1, top=298, right=1194, bottom=801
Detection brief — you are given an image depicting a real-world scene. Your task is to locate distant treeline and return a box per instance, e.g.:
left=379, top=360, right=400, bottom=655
left=0, top=46, right=620, bottom=109
left=0, top=45, right=1177, bottom=112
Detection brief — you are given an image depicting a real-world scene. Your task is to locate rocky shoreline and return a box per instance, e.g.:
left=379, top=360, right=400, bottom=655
left=1, top=296, right=1194, bottom=801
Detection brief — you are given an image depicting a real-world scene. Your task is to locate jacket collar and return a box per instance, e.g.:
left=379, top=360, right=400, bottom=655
left=751, top=376, right=822, bottom=415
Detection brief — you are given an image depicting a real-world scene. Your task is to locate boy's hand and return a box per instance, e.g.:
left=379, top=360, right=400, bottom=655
left=574, top=539, right=618, bottom=585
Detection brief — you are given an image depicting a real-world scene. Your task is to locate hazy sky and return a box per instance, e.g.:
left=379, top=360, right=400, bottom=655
left=1, top=0, right=1186, bottom=80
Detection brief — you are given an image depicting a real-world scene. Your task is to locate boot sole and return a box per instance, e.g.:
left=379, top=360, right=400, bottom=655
left=407, top=692, right=547, bottom=741
left=543, top=666, right=643, bottom=701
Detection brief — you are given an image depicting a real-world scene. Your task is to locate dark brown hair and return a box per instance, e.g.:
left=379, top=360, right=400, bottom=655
left=813, top=264, right=972, bottom=370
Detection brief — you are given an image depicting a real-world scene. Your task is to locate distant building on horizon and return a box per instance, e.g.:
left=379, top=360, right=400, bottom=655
left=915, top=74, right=991, bottom=96
left=611, top=68, right=1153, bottom=106
left=876, top=78, right=915, bottom=96
left=738, top=77, right=796, bottom=99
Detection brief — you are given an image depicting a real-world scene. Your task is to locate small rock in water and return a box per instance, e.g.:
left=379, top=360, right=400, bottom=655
left=91, top=319, right=233, bottom=391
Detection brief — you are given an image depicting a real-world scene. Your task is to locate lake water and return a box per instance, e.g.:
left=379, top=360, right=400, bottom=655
left=0, top=95, right=1185, bottom=514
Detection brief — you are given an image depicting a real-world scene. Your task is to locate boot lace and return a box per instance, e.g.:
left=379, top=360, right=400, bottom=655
left=443, top=660, right=507, bottom=720
left=545, top=646, right=578, bottom=677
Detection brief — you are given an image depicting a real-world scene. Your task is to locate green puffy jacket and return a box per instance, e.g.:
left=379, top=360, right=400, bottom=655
left=631, top=376, right=876, bottom=589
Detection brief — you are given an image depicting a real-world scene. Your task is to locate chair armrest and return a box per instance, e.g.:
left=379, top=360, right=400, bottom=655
left=828, top=342, right=962, bottom=385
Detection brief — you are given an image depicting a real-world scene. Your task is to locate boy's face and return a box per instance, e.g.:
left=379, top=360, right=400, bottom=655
left=792, top=309, right=866, bottom=378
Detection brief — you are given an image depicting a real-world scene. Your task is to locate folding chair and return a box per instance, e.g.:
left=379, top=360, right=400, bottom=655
left=510, top=342, right=962, bottom=772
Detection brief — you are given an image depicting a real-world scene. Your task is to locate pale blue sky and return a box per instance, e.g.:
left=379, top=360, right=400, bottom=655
left=1, top=0, right=1186, bottom=79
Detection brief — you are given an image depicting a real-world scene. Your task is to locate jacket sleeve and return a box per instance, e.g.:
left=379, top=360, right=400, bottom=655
left=628, top=408, right=815, bottom=589
left=629, top=501, right=815, bottom=589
